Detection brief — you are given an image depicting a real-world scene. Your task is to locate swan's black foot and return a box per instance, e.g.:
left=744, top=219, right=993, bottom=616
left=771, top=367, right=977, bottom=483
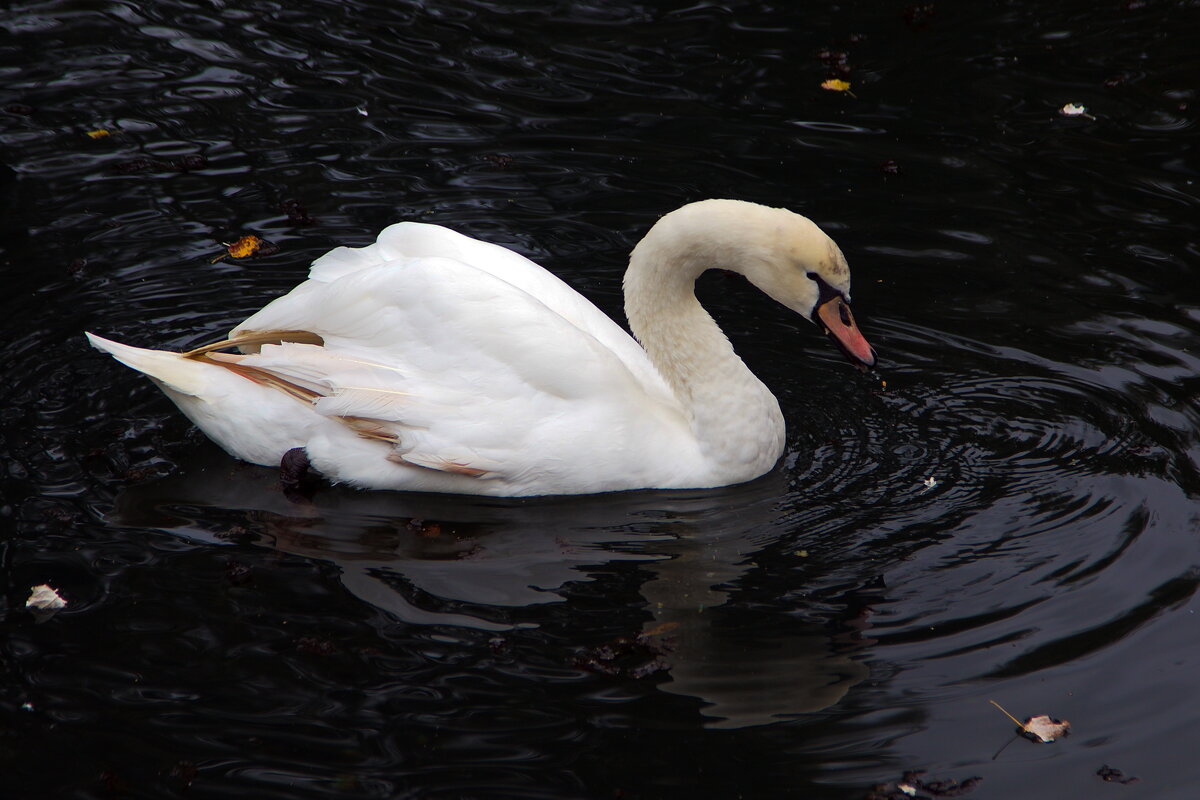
left=280, top=447, right=318, bottom=502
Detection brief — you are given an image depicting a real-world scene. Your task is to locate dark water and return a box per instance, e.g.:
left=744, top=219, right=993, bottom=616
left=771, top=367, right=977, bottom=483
left=3, top=0, right=1199, bottom=797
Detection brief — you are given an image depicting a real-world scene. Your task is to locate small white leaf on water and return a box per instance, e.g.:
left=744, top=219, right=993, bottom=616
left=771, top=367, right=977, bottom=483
left=1059, top=103, right=1092, bottom=118
left=923, top=476, right=939, bottom=490
left=898, top=783, right=918, bottom=797
left=356, top=106, right=369, bottom=116
left=1023, top=714, right=1071, bottom=743
left=27, top=584, right=66, bottom=611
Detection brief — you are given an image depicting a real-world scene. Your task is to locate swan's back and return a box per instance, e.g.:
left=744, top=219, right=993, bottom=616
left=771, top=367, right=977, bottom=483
left=275, top=221, right=671, bottom=402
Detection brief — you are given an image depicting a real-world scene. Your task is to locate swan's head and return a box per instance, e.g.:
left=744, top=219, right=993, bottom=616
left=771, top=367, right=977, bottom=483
left=744, top=205, right=875, bottom=370
left=639, top=199, right=875, bottom=369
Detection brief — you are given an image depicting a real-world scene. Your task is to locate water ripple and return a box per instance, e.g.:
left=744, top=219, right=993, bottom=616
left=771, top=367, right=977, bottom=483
left=4, top=0, right=1200, bottom=796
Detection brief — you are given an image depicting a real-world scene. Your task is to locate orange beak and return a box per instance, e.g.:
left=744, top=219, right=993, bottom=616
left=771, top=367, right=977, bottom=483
left=816, top=296, right=875, bottom=370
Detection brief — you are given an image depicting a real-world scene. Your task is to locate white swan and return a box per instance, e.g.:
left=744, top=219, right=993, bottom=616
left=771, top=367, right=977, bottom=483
left=87, top=199, right=874, bottom=496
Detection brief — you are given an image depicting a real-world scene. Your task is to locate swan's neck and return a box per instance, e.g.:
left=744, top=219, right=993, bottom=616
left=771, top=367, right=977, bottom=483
left=624, top=228, right=785, bottom=478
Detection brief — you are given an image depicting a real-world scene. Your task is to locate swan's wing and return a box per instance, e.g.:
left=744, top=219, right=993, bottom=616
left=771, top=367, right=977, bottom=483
left=269, top=221, right=672, bottom=403
left=225, top=255, right=689, bottom=482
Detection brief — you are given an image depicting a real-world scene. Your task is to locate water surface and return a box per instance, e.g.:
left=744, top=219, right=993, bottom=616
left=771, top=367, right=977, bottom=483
left=2, top=1, right=1198, bottom=797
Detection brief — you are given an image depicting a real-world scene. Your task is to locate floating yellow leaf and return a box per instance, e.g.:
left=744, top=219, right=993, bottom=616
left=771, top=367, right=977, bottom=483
left=86, top=128, right=111, bottom=139
left=821, top=79, right=852, bottom=93
left=211, top=235, right=277, bottom=263
left=228, top=235, right=265, bottom=258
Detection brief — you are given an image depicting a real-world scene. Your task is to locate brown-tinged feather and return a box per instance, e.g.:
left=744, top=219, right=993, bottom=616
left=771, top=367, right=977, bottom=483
left=339, top=416, right=402, bottom=444
left=200, top=357, right=407, bottom=448
left=391, top=452, right=489, bottom=478
left=194, top=347, right=486, bottom=478
left=204, top=360, right=322, bottom=405
left=182, top=329, right=325, bottom=359
left=439, top=462, right=490, bottom=478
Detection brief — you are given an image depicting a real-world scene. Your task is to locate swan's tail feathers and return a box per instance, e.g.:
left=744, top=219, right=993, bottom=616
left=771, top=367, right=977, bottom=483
left=85, top=333, right=209, bottom=397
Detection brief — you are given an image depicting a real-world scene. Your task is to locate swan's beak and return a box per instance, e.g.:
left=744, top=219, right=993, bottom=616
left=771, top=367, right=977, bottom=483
left=816, top=296, right=875, bottom=370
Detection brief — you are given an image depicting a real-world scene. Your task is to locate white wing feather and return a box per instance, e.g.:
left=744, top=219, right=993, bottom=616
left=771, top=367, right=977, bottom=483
left=230, top=245, right=694, bottom=488
left=242, top=223, right=674, bottom=405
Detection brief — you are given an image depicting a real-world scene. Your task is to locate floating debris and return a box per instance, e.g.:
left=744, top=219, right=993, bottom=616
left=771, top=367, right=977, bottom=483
left=115, top=154, right=207, bottom=174
left=26, top=584, right=67, bottom=620
left=482, top=153, right=514, bottom=169
left=85, top=128, right=111, bottom=139
left=1097, top=765, right=1139, bottom=785
left=211, top=235, right=278, bottom=263
left=225, top=560, right=253, bottom=587
left=27, top=584, right=66, bottom=611
left=407, top=518, right=444, bottom=538
left=1059, top=103, right=1095, bottom=119
left=864, top=770, right=982, bottom=799
left=989, top=699, right=1071, bottom=743
left=574, top=625, right=677, bottom=679
left=821, top=78, right=854, bottom=96
left=175, top=154, right=207, bottom=172
left=817, top=48, right=852, bottom=79
left=281, top=199, right=318, bottom=226
left=922, top=476, right=939, bottom=491
left=902, top=3, right=937, bottom=28
left=1022, top=713, right=1072, bottom=742
left=297, top=636, right=339, bottom=656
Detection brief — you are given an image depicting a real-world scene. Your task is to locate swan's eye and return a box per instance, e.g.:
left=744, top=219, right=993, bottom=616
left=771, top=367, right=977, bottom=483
left=806, top=271, right=841, bottom=306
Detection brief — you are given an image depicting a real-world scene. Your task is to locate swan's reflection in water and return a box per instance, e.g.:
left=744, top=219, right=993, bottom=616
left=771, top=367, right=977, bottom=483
left=114, top=449, right=867, bottom=728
